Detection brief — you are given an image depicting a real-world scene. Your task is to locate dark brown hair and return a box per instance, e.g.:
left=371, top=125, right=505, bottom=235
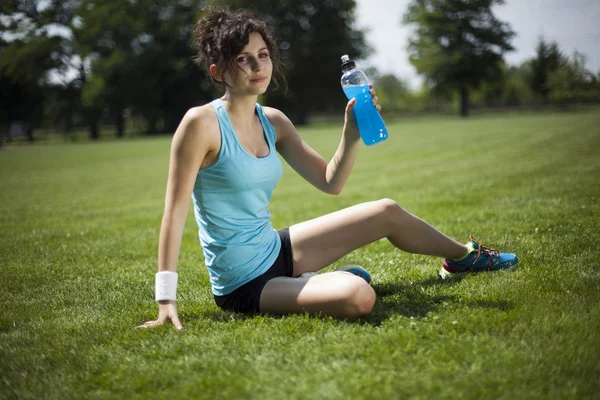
left=191, top=6, right=286, bottom=91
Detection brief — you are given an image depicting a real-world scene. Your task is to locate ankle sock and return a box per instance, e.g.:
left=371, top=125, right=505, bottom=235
left=451, top=242, right=475, bottom=261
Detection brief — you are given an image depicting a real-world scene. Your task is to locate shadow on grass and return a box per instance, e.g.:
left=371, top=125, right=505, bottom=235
left=364, top=277, right=514, bottom=326
left=176, top=276, right=514, bottom=326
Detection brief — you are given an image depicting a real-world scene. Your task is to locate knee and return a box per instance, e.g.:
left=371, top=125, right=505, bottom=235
left=376, top=198, right=404, bottom=228
left=342, top=280, right=376, bottom=318
left=377, top=198, right=403, bottom=216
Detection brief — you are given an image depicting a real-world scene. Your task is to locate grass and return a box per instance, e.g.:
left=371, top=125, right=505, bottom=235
left=1, top=108, right=599, bottom=399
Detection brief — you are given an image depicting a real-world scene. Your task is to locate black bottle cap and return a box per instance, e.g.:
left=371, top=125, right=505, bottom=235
left=341, top=54, right=356, bottom=72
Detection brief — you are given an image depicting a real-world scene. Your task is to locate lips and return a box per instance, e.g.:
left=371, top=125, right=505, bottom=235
left=251, top=76, right=267, bottom=83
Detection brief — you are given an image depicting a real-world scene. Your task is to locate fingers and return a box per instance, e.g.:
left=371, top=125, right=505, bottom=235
left=346, top=97, right=356, bottom=109
left=136, top=309, right=182, bottom=330
left=345, top=98, right=357, bottom=118
left=346, top=96, right=380, bottom=112
left=345, top=98, right=357, bottom=115
left=136, top=320, right=163, bottom=329
left=136, top=318, right=182, bottom=330
left=371, top=95, right=381, bottom=111
left=369, top=87, right=381, bottom=111
left=136, top=311, right=167, bottom=329
left=171, top=314, right=184, bottom=330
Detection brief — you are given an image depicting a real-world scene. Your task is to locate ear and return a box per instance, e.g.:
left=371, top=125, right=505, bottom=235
left=209, top=64, right=222, bottom=82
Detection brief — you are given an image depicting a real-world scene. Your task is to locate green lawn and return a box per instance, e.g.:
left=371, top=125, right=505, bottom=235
left=1, top=109, right=599, bottom=399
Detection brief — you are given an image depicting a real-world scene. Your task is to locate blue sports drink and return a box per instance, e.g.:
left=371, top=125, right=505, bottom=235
left=340, top=55, right=388, bottom=146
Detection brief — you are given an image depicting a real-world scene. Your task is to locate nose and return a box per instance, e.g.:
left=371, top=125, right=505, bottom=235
left=250, top=58, right=261, bottom=72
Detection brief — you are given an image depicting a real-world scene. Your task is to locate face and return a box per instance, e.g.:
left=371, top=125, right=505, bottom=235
left=212, top=32, right=273, bottom=96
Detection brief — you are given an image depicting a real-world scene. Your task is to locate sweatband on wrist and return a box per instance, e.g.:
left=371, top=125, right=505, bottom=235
left=155, top=271, right=178, bottom=301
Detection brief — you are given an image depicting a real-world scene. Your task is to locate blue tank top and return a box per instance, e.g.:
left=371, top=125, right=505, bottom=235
left=191, top=99, right=283, bottom=296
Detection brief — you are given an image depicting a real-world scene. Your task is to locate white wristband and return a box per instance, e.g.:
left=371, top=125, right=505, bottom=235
left=155, top=271, right=178, bottom=301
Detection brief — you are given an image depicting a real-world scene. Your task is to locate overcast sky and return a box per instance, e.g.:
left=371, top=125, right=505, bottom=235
left=354, top=0, right=600, bottom=88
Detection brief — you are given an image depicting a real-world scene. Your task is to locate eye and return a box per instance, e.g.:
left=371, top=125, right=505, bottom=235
left=237, top=57, right=248, bottom=63
left=259, top=53, right=270, bottom=59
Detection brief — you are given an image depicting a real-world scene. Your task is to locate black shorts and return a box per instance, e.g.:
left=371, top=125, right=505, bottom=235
left=213, top=228, right=294, bottom=314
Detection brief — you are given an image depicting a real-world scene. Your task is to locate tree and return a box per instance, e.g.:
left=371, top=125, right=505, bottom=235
left=469, top=65, right=507, bottom=108
left=74, top=1, right=135, bottom=138
left=547, top=51, right=598, bottom=107
left=44, top=79, right=82, bottom=139
left=530, top=38, right=562, bottom=102
left=403, top=0, right=514, bottom=116
left=74, top=0, right=212, bottom=136
left=129, top=0, right=213, bottom=133
left=501, top=62, right=536, bottom=107
left=211, top=0, right=369, bottom=124
left=0, top=0, right=78, bottom=139
left=374, top=74, right=412, bottom=113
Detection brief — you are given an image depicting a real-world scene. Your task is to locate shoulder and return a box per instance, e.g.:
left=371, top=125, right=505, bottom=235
left=180, top=103, right=218, bottom=134
left=174, top=103, right=220, bottom=149
left=262, top=106, right=289, bottom=124
left=261, top=106, right=295, bottom=141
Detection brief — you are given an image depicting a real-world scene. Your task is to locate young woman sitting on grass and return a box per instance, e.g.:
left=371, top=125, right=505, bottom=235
left=139, top=7, right=518, bottom=329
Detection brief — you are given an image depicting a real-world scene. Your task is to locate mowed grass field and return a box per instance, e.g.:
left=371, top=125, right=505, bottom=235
left=1, top=108, right=599, bottom=399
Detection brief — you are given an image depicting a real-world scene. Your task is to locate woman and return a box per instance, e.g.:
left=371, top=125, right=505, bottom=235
left=139, top=7, right=517, bottom=329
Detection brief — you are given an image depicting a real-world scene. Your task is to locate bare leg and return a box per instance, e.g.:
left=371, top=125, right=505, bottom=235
left=260, top=272, right=376, bottom=318
left=259, top=198, right=466, bottom=317
left=289, top=198, right=467, bottom=276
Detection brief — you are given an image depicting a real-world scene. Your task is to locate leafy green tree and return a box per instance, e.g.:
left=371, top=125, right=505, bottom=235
left=530, top=38, right=562, bottom=102
left=374, top=74, right=412, bottom=113
left=403, top=0, right=514, bottom=116
left=0, top=74, right=42, bottom=143
left=408, top=82, right=451, bottom=112
left=74, top=0, right=212, bottom=136
left=211, top=0, right=369, bottom=124
left=469, top=60, right=539, bottom=108
left=0, top=0, right=77, bottom=139
left=501, top=62, right=536, bottom=107
left=130, top=0, right=213, bottom=133
left=44, top=80, right=81, bottom=139
left=74, top=1, right=136, bottom=138
left=547, top=51, right=598, bottom=106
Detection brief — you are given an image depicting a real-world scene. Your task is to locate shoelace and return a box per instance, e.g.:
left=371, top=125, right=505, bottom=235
left=470, top=235, right=500, bottom=270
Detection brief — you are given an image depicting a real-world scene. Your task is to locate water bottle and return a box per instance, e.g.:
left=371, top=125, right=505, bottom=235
left=340, top=55, right=388, bottom=146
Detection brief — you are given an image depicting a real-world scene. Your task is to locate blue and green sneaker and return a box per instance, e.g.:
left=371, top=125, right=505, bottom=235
left=299, top=265, right=372, bottom=284
left=439, top=236, right=518, bottom=279
left=336, top=265, right=372, bottom=284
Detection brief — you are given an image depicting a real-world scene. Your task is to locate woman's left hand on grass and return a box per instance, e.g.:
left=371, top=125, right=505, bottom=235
left=136, top=300, right=183, bottom=330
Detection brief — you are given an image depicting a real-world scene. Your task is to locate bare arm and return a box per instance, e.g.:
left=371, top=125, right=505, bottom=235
left=138, top=107, right=214, bottom=330
left=324, top=98, right=361, bottom=194
left=271, top=87, right=379, bottom=195
left=158, top=112, right=208, bottom=273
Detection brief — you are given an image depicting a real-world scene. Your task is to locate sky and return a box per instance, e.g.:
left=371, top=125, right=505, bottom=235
left=354, top=0, right=600, bottom=89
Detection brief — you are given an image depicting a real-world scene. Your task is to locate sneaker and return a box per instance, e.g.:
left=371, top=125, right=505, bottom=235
left=299, top=272, right=318, bottom=278
left=439, top=236, right=518, bottom=279
left=335, top=264, right=372, bottom=284
left=299, top=265, right=372, bottom=284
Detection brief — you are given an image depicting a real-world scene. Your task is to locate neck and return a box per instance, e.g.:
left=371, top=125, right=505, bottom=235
left=221, top=92, right=259, bottom=121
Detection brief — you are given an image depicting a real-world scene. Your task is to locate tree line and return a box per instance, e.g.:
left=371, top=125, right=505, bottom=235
left=1, top=0, right=598, bottom=143
left=379, top=0, right=599, bottom=116
left=375, top=38, right=600, bottom=116
left=0, top=0, right=368, bottom=142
